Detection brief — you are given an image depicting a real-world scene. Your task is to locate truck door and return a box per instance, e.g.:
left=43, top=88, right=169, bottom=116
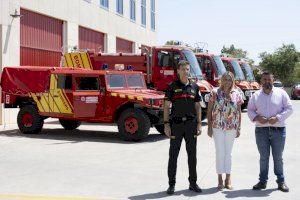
left=73, top=76, right=102, bottom=118
left=152, top=50, right=181, bottom=91
left=49, top=74, right=74, bottom=116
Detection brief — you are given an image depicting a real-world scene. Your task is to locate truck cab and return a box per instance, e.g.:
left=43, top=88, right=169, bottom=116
left=238, top=60, right=260, bottom=90
left=195, top=53, right=227, bottom=87
left=221, top=57, right=256, bottom=108
left=1, top=67, right=164, bottom=141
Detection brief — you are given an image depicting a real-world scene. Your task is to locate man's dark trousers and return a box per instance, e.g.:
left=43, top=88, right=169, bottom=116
left=168, top=120, right=197, bottom=186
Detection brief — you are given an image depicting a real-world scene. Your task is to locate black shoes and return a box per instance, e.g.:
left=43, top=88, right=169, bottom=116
left=278, top=182, right=289, bottom=192
left=253, top=182, right=267, bottom=190
left=166, top=185, right=175, bottom=195
left=189, top=183, right=202, bottom=193
left=253, top=181, right=289, bottom=192
left=167, top=183, right=202, bottom=195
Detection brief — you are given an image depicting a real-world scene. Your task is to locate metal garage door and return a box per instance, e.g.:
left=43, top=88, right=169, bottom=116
left=20, top=9, right=63, bottom=67
left=116, top=37, right=133, bottom=53
left=79, top=26, right=105, bottom=52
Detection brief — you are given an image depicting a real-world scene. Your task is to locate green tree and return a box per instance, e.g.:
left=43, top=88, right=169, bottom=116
left=259, top=44, right=299, bottom=86
left=221, top=44, right=254, bottom=65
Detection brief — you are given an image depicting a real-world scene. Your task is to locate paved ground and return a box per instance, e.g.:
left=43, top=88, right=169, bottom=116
left=0, top=100, right=299, bottom=200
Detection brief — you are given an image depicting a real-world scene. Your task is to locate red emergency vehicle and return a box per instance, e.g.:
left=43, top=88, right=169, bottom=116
left=238, top=60, right=260, bottom=90
left=195, top=52, right=227, bottom=87
left=63, top=45, right=213, bottom=119
left=221, top=57, right=256, bottom=108
left=1, top=66, right=165, bottom=141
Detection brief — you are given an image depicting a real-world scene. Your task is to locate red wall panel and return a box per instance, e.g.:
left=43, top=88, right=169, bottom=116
left=20, top=9, right=63, bottom=66
left=79, top=26, right=105, bottom=52
left=116, top=37, right=133, bottom=53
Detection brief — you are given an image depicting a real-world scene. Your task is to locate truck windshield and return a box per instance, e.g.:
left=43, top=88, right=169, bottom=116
left=127, top=74, right=145, bottom=88
left=241, top=63, right=255, bottom=81
left=213, top=55, right=227, bottom=76
left=107, top=74, right=126, bottom=88
left=230, top=60, right=245, bottom=80
left=183, top=50, right=203, bottom=80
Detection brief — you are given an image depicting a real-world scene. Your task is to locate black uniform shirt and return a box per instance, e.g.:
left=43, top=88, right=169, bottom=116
left=165, top=79, right=201, bottom=117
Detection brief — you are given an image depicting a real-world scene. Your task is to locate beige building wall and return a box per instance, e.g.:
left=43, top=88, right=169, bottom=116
left=0, top=0, right=157, bottom=126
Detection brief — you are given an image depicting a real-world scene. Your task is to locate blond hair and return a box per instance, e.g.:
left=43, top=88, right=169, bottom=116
left=220, top=71, right=235, bottom=91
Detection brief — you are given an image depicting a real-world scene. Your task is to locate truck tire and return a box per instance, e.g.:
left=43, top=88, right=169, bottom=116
left=59, top=119, right=81, bottom=130
left=17, top=105, right=44, bottom=134
left=154, top=124, right=165, bottom=135
left=118, top=108, right=151, bottom=141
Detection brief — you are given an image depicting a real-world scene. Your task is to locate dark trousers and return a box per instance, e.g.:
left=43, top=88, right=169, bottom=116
left=168, top=120, right=197, bottom=186
left=255, top=127, right=286, bottom=184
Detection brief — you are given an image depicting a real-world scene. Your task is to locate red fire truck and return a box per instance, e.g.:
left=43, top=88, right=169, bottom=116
left=63, top=45, right=213, bottom=119
left=195, top=52, right=227, bottom=87
left=1, top=66, right=165, bottom=141
left=221, top=56, right=256, bottom=108
left=238, top=60, right=260, bottom=90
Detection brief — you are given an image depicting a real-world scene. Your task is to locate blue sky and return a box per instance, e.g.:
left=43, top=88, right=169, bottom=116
left=157, top=0, right=300, bottom=64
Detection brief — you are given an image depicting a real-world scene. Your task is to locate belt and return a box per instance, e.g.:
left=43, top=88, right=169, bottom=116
left=171, top=116, right=196, bottom=123
left=257, top=127, right=285, bottom=131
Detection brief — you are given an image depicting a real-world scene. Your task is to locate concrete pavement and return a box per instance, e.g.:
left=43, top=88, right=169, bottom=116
left=0, top=100, right=299, bottom=200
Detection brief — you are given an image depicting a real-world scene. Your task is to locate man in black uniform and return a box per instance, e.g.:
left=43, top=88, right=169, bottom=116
left=164, top=60, right=202, bottom=194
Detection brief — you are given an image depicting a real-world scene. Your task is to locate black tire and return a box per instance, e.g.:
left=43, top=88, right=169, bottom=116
left=59, top=119, right=81, bottom=130
left=155, top=124, right=165, bottom=135
left=117, top=108, right=151, bottom=141
left=17, top=105, right=44, bottom=134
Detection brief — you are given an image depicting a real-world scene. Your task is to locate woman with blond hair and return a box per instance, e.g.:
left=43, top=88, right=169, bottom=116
left=207, top=71, right=244, bottom=190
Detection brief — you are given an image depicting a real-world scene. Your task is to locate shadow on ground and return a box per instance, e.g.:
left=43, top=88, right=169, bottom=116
left=128, top=187, right=218, bottom=199
left=222, top=188, right=277, bottom=198
left=128, top=188, right=278, bottom=199
left=0, top=128, right=168, bottom=144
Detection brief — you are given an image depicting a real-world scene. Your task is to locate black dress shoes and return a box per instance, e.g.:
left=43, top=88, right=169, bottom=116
left=278, top=182, right=289, bottom=192
left=166, top=185, right=175, bottom=195
left=189, top=183, right=202, bottom=193
left=253, top=182, right=267, bottom=190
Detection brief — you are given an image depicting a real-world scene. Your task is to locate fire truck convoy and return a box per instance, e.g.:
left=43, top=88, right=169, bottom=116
left=1, top=66, right=165, bottom=141
left=62, top=45, right=213, bottom=119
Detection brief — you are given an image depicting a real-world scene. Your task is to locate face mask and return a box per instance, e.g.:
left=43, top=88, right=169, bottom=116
left=263, top=82, right=272, bottom=90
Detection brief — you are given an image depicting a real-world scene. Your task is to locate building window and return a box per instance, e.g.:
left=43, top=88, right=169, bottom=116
left=151, top=0, right=155, bottom=30
left=141, top=0, right=146, bottom=26
left=130, top=0, right=136, bottom=21
left=100, top=0, right=109, bottom=9
left=116, top=0, right=123, bottom=15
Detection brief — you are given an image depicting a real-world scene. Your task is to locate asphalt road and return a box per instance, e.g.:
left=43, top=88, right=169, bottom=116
left=0, top=100, right=299, bottom=200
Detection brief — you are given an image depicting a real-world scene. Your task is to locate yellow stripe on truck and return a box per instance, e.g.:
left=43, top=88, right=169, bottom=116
left=64, top=53, right=74, bottom=67
left=30, top=93, right=45, bottom=113
left=48, top=75, right=73, bottom=114
left=119, top=94, right=126, bottom=98
left=63, top=52, right=92, bottom=69
left=128, top=95, right=134, bottom=100
left=137, top=96, right=143, bottom=101
left=70, top=53, right=84, bottom=68
left=80, top=53, right=92, bottom=69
